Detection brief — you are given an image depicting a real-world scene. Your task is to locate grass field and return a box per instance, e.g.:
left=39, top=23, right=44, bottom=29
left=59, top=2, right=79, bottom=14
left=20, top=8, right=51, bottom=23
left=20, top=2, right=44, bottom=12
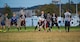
left=0, top=26, right=80, bottom=42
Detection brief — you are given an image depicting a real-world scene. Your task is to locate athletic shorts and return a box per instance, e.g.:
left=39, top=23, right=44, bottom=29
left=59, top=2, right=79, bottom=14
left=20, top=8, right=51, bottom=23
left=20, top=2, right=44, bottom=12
left=1, top=21, right=5, bottom=26
left=21, top=20, right=25, bottom=26
left=65, top=21, right=70, bottom=26
left=11, top=21, right=17, bottom=26
left=46, top=21, right=50, bottom=28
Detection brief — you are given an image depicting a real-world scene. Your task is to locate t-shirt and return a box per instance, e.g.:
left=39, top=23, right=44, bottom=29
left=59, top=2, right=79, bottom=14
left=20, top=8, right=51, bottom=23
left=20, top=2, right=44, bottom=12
left=46, top=14, right=51, bottom=21
left=52, top=14, right=57, bottom=22
left=64, top=12, right=71, bottom=21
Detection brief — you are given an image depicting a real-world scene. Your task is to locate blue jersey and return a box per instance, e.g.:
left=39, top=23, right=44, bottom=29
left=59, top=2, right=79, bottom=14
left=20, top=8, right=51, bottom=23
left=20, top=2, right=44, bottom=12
left=11, top=17, right=17, bottom=22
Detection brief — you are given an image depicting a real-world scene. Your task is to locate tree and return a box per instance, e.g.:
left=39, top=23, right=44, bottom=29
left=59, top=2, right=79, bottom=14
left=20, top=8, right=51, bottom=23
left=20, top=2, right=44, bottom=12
left=78, top=3, right=80, bottom=14
left=3, top=4, right=12, bottom=19
left=36, top=4, right=59, bottom=16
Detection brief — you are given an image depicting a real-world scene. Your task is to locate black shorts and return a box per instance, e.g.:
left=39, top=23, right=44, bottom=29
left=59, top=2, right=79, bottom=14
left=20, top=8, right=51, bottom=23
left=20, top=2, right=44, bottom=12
left=52, top=21, right=58, bottom=26
left=65, top=21, right=70, bottom=26
left=41, top=21, right=44, bottom=24
left=1, top=21, right=5, bottom=26
left=21, top=20, right=25, bottom=26
left=11, top=22, right=17, bottom=26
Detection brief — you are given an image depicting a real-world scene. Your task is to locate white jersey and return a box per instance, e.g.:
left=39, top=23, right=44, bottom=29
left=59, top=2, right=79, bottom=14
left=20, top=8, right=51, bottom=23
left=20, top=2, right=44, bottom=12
left=52, top=15, right=56, bottom=21
left=64, top=12, right=71, bottom=21
left=22, top=15, right=26, bottom=19
left=41, top=14, right=44, bottom=18
left=39, top=17, right=44, bottom=21
left=20, top=15, right=26, bottom=20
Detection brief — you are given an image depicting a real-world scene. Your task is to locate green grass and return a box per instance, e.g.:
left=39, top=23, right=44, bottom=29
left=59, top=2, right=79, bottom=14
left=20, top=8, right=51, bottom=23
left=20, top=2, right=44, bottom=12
left=0, top=26, right=80, bottom=32
left=0, top=26, right=80, bottom=42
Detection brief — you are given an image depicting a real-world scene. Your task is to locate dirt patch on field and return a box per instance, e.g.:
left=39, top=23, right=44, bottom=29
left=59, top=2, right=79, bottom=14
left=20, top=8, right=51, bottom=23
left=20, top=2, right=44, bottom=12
left=0, top=31, right=80, bottom=42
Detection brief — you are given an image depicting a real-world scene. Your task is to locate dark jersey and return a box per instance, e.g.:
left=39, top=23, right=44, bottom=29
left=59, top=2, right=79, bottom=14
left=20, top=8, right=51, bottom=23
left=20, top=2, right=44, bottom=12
left=38, top=21, right=43, bottom=26
left=51, top=14, right=57, bottom=22
left=11, top=16, right=17, bottom=22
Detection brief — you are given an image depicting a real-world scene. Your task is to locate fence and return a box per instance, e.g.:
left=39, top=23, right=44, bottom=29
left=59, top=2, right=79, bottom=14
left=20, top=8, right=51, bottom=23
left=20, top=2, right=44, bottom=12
left=25, top=16, right=80, bottom=27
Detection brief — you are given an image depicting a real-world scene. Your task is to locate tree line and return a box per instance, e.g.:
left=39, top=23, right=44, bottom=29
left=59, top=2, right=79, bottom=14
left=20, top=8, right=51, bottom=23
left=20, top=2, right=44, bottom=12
left=35, top=3, right=80, bottom=16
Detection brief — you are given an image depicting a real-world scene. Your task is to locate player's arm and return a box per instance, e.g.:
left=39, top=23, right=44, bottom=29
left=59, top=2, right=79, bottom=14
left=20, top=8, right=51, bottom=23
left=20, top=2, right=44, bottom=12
left=70, top=14, right=72, bottom=21
left=25, top=15, right=26, bottom=18
left=55, top=14, right=58, bottom=22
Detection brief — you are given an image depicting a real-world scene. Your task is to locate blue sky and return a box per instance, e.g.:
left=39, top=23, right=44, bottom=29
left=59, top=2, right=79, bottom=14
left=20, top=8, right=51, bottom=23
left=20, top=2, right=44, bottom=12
left=0, top=0, right=80, bottom=8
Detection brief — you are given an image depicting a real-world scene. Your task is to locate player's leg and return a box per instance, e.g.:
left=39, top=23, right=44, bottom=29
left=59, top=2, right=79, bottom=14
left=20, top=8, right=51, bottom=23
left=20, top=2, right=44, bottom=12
left=55, top=23, right=60, bottom=29
left=0, top=26, right=2, bottom=32
left=8, top=21, right=13, bottom=31
left=3, top=25, right=6, bottom=32
left=43, top=24, right=45, bottom=31
left=20, top=20, right=23, bottom=30
left=19, top=24, right=22, bottom=30
left=38, top=26, right=42, bottom=31
left=42, top=21, right=46, bottom=31
left=6, top=20, right=10, bottom=31
left=15, top=22, right=19, bottom=31
left=65, top=21, right=67, bottom=32
left=2, top=23, right=6, bottom=32
left=3, top=24, right=5, bottom=30
left=1, top=25, right=3, bottom=31
left=46, top=22, right=48, bottom=32
left=21, top=20, right=26, bottom=30
left=55, top=22, right=61, bottom=32
left=1, top=21, right=6, bottom=32
left=50, top=21, right=54, bottom=29
left=44, top=20, right=48, bottom=31
left=0, top=25, right=2, bottom=32
left=47, top=21, right=51, bottom=32
left=1, top=22, right=3, bottom=30
left=68, top=21, right=70, bottom=32
left=35, top=25, right=38, bottom=31
left=68, top=26, right=70, bottom=32
left=24, top=20, right=26, bottom=30
left=7, top=24, right=10, bottom=31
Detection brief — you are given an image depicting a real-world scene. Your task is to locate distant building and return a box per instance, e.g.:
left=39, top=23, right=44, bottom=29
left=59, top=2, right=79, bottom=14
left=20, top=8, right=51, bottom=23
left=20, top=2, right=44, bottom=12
left=0, top=8, right=36, bottom=18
